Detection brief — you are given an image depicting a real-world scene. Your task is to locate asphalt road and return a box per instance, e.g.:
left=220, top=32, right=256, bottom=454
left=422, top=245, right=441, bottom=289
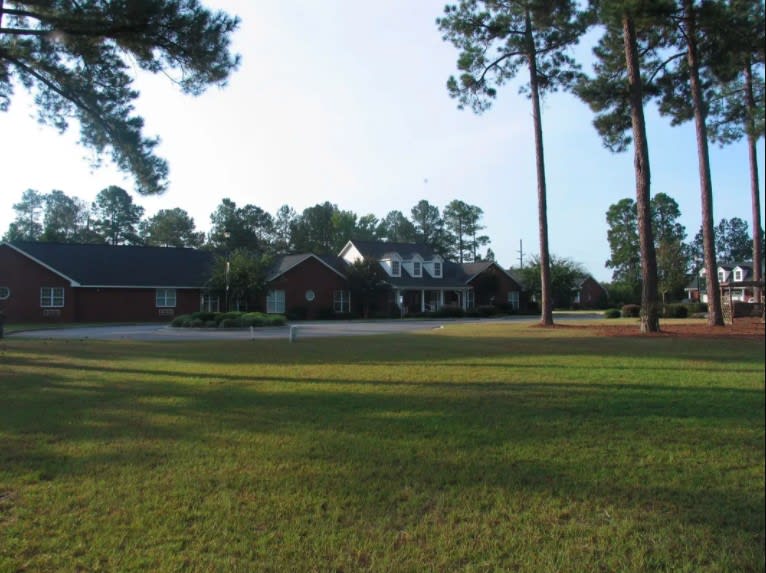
left=9, top=313, right=603, bottom=341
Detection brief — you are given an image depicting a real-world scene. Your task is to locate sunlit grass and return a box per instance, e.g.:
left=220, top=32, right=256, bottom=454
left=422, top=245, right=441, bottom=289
left=1, top=323, right=763, bottom=572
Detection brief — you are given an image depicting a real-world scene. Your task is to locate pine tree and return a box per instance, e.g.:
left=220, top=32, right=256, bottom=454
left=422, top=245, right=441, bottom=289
left=438, top=0, right=586, bottom=326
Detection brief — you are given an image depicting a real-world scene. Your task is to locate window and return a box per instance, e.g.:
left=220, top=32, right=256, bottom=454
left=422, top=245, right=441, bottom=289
left=334, top=290, right=350, bottom=313
left=465, top=289, right=475, bottom=309
left=305, top=290, right=316, bottom=302
left=391, top=260, right=401, bottom=276
left=508, top=291, right=520, bottom=311
left=433, top=262, right=442, bottom=277
left=266, top=290, right=285, bottom=314
left=0, top=286, right=9, bottom=300
left=201, top=294, right=220, bottom=313
left=718, top=270, right=726, bottom=282
left=156, top=289, right=177, bottom=308
left=40, top=287, right=64, bottom=308
left=412, top=262, right=422, bottom=277
left=733, top=269, right=743, bottom=282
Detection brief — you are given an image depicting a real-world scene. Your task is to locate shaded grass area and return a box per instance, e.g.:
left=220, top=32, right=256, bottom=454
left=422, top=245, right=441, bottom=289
left=1, top=323, right=764, bottom=572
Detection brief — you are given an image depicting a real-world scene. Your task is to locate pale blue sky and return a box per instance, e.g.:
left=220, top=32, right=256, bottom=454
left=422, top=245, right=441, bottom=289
left=1, top=0, right=763, bottom=281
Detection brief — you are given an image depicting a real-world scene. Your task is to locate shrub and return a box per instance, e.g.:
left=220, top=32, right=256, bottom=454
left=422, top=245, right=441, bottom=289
left=662, top=304, right=688, bottom=319
left=436, top=305, right=464, bottom=318
left=204, top=320, right=218, bottom=328
left=218, top=311, right=244, bottom=322
left=219, top=318, right=243, bottom=328
left=241, top=312, right=266, bottom=327
left=621, top=304, right=641, bottom=318
left=476, top=305, right=498, bottom=317
left=604, top=308, right=621, bottom=319
left=190, top=318, right=205, bottom=327
left=191, top=311, right=217, bottom=322
left=682, top=302, right=707, bottom=315
left=171, top=314, right=191, bottom=327
left=266, top=315, right=286, bottom=326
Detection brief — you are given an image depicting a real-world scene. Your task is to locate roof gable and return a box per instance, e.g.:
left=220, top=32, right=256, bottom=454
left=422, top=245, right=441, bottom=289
left=268, top=253, right=347, bottom=281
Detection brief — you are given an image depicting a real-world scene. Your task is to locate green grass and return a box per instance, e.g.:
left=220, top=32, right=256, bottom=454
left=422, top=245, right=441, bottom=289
left=1, top=323, right=763, bottom=572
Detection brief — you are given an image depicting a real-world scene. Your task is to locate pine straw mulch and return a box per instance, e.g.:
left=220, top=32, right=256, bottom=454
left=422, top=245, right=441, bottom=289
left=581, top=317, right=765, bottom=340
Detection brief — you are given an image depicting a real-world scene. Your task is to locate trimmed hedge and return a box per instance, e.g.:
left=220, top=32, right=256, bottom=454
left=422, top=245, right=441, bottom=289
left=621, top=304, right=641, bottom=318
left=662, top=304, right=689, bottom=319
left=604, top=308, right=621, bottom=319
left=171, top=311, right=285, bottom=328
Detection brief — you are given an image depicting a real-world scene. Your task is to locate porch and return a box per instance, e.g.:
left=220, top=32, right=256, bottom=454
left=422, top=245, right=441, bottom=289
left=395, top=287, right=474, bottom=315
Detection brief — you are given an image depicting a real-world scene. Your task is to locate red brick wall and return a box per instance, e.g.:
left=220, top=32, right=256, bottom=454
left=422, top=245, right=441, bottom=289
left=74, top=288, right=202, bottom=322
left=0, top=245, right=75, bottom=322
left=264, top=257, right=348, bottom=319
left=578, top=277, right=606, bottom=308
left=469, top=265, right=521, bottom=307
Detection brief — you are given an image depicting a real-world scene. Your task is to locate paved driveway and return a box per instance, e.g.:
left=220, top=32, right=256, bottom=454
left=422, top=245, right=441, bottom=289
left=10, top=313, right=602, bottom=341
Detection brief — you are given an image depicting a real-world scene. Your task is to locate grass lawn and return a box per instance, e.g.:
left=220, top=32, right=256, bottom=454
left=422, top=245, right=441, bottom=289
left=1, top=323, right=763, bottom=572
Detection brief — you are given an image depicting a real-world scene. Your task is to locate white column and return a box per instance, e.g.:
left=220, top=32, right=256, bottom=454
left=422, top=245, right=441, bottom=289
left=421, top=289, right=425, bottom=312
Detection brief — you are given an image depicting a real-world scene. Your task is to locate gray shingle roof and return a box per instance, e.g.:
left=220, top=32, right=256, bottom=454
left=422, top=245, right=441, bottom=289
left=9, top=242, right=214, bottom=287
left=350, top=240, right=438, bottom=261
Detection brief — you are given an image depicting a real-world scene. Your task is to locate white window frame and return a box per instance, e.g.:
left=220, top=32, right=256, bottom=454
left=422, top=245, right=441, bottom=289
left=412, top=261, right=422, bottom=277
left=266, top=290, right=285, bottom=314
left=334, top=290, right=350, bottom=313
left=432, top=261, right=442, bottom=278
left=201, top=294, right=220, bottom=313
left=0, top=286, right=9, bottom=300
left=466, top=289, right=475, bottom=310
left=40, top=287, right=64, bottom=308
left=733, top=269, right=743, bottom=282
left=390, top=260, right=401, bottom=277
left=718, top=270, right=726, bottom=282
left=508, top=291, right=520, bottom=310
left=156, top=288, right=177, bottom=308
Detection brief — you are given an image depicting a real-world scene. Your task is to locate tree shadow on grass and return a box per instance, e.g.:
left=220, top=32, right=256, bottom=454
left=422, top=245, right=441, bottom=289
left=1, top=334, right=763, bottom=569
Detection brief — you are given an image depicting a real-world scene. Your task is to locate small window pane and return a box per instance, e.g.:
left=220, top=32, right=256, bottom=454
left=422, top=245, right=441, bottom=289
left=267, top=290, right=285, bottom=314
left=40, top=287, right=64, bottom=308
left=413, top=262, right=421, bottom=277
left=156, top=289, right=177, bottom=308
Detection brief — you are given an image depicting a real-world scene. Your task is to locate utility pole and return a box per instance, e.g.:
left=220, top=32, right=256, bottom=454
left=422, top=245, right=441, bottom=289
left=517, top=239, right=524, bottom=268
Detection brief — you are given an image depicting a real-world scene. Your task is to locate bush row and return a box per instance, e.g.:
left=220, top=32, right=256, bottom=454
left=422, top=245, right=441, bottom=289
left=171, top=311, right=286, bottom=328
left=605, top=302, right=709, bottom=319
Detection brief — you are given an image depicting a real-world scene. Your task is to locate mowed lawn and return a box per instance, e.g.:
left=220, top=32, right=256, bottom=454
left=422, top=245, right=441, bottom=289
left=1, top=324, right=763, bottom=572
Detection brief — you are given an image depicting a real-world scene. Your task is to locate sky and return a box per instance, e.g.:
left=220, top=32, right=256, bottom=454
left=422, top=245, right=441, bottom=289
left=1, top=0, right=763, bottom=282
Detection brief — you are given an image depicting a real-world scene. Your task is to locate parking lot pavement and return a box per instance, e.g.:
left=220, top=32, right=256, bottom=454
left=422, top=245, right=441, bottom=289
left=10, top=313, right=602, bottom=341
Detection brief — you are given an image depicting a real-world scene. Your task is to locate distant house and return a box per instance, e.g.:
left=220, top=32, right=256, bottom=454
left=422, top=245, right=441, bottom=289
left=0, top=242, right=213, bottom=323
left=339, top=240, right=523, bottom=314
left=1, top=239, right=525, bottom=323
left=573, top=275, right=607, bottom=309
left=685, top=262, right=761, bottom=303
left=263, top=253, right=349, bottom=320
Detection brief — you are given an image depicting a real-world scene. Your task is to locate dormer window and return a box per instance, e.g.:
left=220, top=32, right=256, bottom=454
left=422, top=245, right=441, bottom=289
left=413, top=261, right=422, bottom=277
left=391, top=260, right=401, bottom=276
left=733, top=269, right=743, bottom=282
left=433, top=262, right=442, bottom=278
left=718, top=270, right=726, bottom=282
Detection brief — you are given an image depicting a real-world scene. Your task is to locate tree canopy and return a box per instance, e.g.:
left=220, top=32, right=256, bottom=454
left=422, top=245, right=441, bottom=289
left=0, top=1, right=240, bottom=194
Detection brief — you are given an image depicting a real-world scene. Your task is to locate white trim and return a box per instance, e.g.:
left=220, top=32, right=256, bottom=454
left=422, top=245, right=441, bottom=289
left=3, top=242, right=81, bottom=286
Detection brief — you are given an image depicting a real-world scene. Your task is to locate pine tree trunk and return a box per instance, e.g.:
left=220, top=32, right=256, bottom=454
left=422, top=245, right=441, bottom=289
left=526, top=9, right=554, bottom=327
left=683, top=0, right=723, bottom=326
left=622, top=13, right=659, bottom=333
left=744, top=62, right=763, bottom=303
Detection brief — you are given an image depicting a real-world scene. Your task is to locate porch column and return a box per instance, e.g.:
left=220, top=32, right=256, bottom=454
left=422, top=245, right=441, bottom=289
left=439, top=290, right=444, bottom=309
left=421, top=289, right=425, bottom=312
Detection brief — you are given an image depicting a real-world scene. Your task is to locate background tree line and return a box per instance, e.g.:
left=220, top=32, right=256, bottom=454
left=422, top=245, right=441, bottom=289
left=605, top=192, right=763, bottom=304
left=3, top=189, right=493, bottom=262
left=440, top=0, right=764, bottom=330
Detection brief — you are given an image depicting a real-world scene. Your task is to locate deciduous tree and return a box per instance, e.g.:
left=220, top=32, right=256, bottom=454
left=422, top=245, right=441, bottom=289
left=140, top=207, right=203, bottom=248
